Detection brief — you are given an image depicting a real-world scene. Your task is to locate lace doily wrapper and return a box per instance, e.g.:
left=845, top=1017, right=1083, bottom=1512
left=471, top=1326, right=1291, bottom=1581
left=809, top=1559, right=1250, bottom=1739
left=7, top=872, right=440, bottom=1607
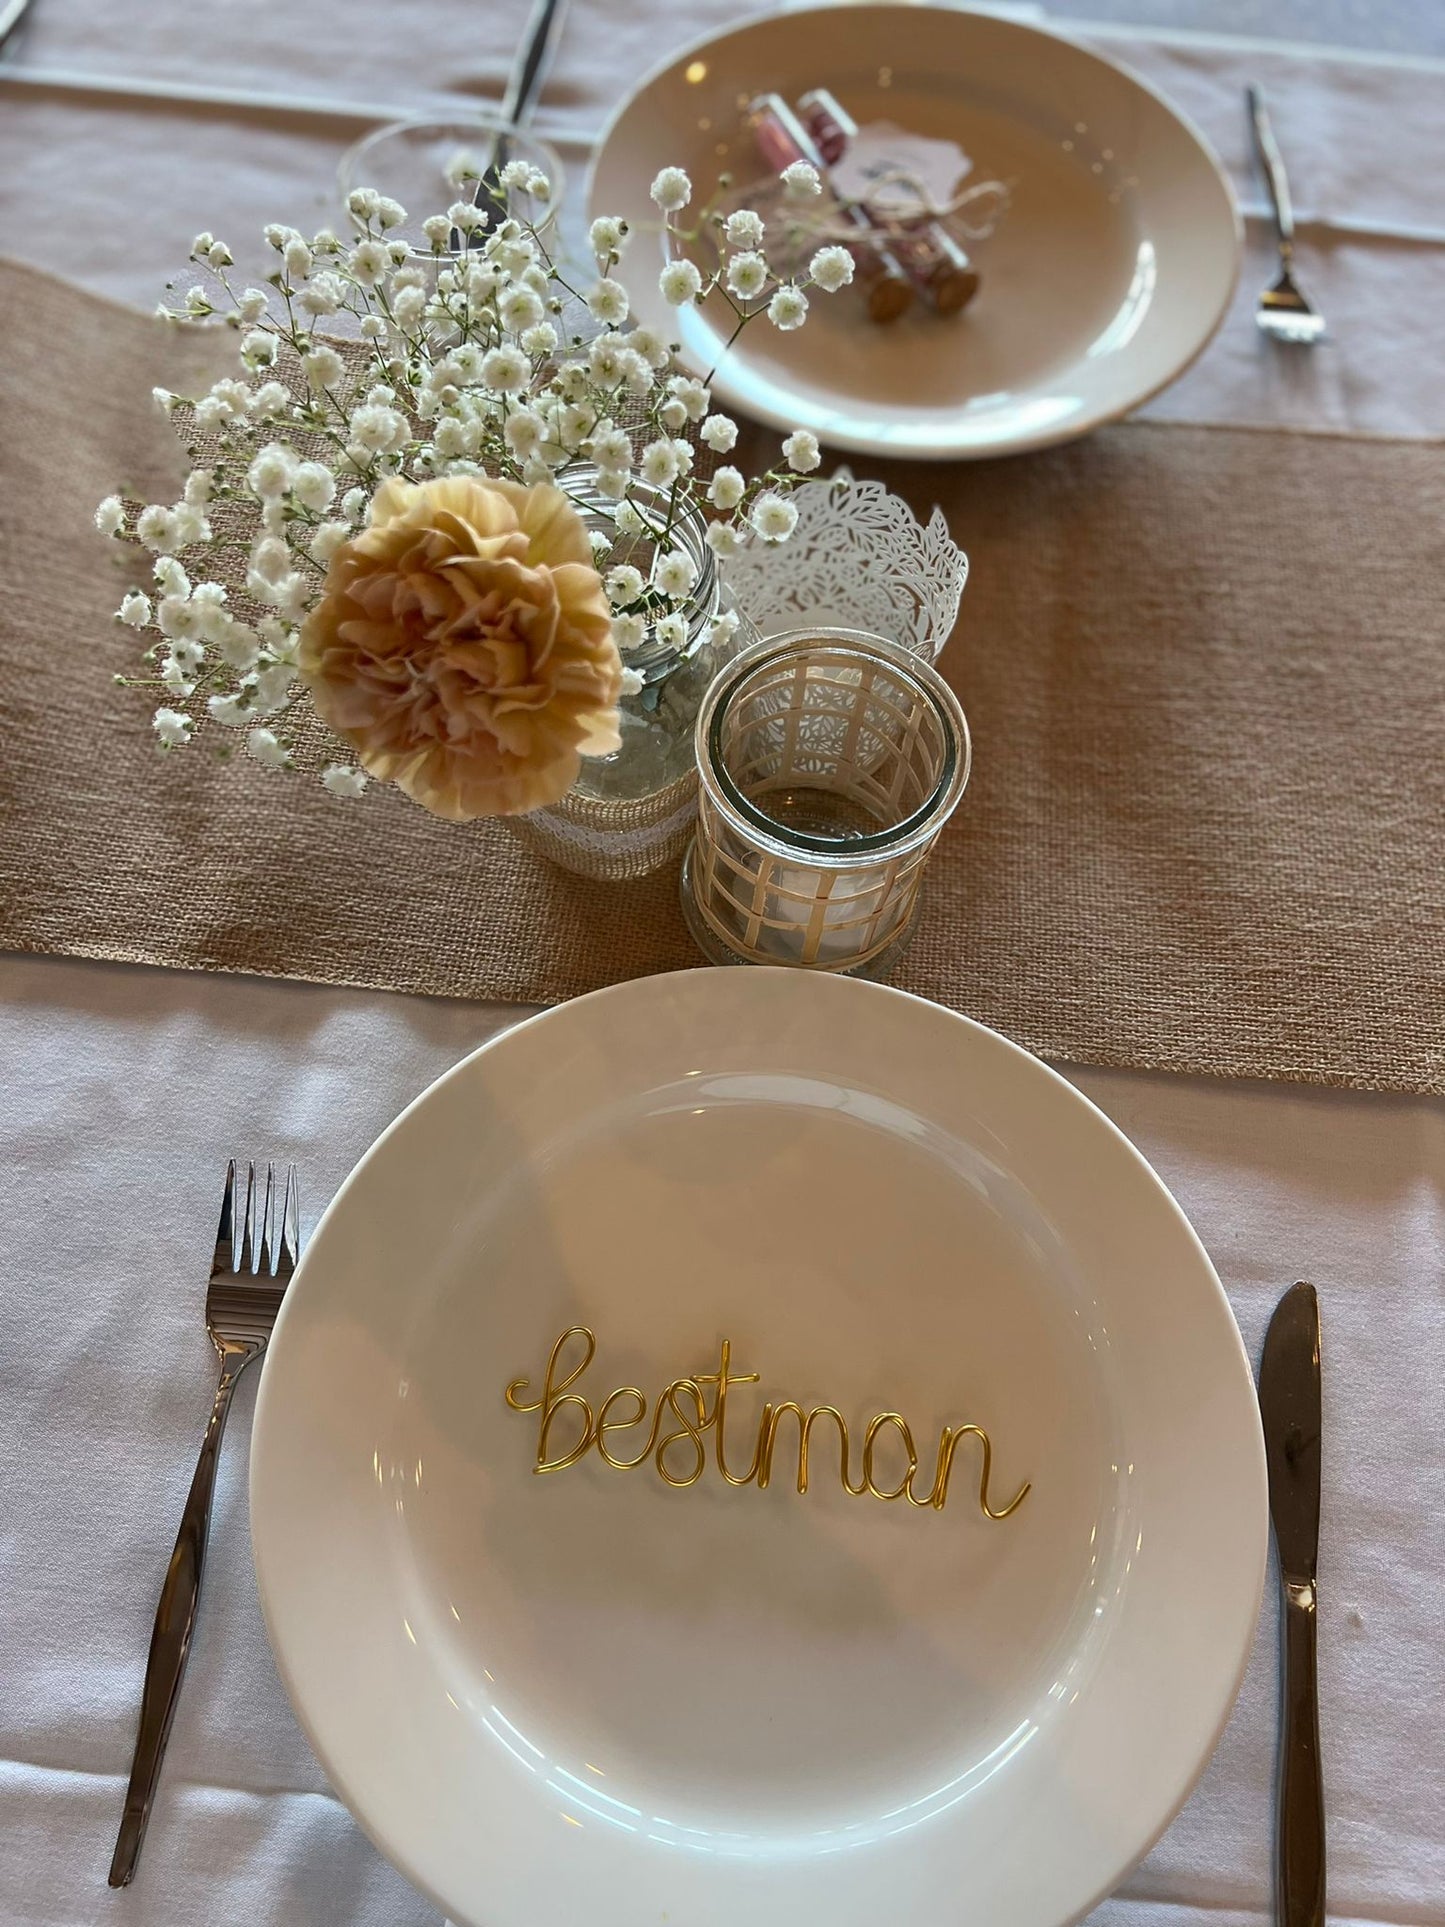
left=723, top=472, right=969, bottom=662
left=503, top=768, right=699, bottom=881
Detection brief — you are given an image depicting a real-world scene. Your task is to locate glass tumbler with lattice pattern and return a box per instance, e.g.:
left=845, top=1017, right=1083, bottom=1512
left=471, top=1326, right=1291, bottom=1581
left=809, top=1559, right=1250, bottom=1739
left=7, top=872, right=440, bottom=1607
left=681, top=628, right=970, bottom=977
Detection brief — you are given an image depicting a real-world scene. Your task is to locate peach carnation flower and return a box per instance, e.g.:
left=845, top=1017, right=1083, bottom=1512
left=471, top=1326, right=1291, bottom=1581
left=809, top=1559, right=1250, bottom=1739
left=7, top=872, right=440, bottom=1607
left=299, top=474, right=621, bottom=819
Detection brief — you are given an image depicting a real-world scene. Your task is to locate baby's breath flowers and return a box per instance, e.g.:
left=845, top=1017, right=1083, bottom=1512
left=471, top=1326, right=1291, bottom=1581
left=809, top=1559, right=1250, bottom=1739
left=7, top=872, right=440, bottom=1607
left=99, top=162, right=845, bottom=819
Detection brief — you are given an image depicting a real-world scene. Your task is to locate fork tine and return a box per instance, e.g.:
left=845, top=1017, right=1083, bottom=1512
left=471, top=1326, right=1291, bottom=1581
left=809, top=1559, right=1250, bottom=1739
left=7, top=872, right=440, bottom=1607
left=259, top=1161, right=277, bottom=1275
left=278, top=1164, right=299, bottom=1278
left=211, top=1159, right=237, bottom=1275
left=238, top=1161, right=256, bottom=1274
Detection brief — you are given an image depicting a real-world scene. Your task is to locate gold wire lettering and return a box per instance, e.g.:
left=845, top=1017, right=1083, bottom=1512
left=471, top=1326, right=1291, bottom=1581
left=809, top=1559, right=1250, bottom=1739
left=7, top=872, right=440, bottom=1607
left=503, top=1329, right=1030, bottom=1521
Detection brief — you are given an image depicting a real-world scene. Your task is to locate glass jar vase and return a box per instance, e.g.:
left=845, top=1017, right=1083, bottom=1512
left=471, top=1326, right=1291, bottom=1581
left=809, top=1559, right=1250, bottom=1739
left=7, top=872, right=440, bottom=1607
left=506, top=469, right=752, bottom=882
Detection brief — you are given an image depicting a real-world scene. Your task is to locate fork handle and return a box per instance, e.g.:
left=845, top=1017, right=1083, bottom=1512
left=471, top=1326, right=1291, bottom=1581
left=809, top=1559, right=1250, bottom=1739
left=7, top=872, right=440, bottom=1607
left=1248, top=86, right=1295, bottom=257
left=108, top=1343, right=259, bottom=1887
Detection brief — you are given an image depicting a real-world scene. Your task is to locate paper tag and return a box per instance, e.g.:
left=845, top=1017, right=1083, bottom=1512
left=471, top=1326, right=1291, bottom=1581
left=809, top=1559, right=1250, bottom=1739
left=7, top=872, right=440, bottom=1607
left=827, top=121, right=971, bottom=217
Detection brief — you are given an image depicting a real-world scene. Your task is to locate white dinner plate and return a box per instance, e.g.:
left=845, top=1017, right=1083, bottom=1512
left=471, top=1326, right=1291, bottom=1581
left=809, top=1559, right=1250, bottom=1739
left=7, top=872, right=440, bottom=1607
left=252, top=968, right=1266, bottom=1927
left=588, top=5, right=1240, bottom=459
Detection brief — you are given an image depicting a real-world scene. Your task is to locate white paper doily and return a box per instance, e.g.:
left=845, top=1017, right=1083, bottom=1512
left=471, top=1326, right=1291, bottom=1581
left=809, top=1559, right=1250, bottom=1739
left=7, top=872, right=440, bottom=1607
left=722, top=469, right=968, bottom=662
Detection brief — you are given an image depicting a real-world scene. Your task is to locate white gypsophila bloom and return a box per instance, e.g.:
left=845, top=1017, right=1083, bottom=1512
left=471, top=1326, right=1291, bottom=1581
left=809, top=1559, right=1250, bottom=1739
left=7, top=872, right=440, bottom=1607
left=639, top=437, right=683, bottom=488
left=247, top=442, right=298, bottom=501
left=154, top=555, right=189, bottom=597
left=392, top=284, right=427, bottom=327
left=781, top=160, right=822, bottom=201
left=275, top=573, right=313, bottom=623
left=309, top=520, right=351, bottom=564
left=614, top=500, right=645, bottom=536
left=650, top=166, right=692, bottom=212
left=521, top=321, right=559, bottom=357
left=499, top=283, right=545, bottom=332
left=136, top=505, right=181, bottom=552
left=519, top=261, right=551, bottom=298
left=594, top=467, right=629, bottom=501
left=117, top=591, right=151, bottom=627
left=313, top=226, right=343, bottom=254
left=206, top=240, right=233, bottom=269
left=183, top=469, right=213, bottom=506
left=283, top=236, right=312, bottom=280
left=210, top=616, right=254, bottom=664
left=723, top=208, right=766, bottom=250
left=350, top=240, right=389, bottom=285
left=606, top=564, right=646, bottom=605
left=298, top=272, right=343, bottom=316
left=706, top=465, right=745, bottom=511
left=260, top=499, right=288, bottom=536
left=153, top=707, right=192, bottom=747
left=240, top=329, right=278, bottom=370
left=359, top=314, right=389, bottom=341
left=627, top=324, right=672, bottom=369
left=347, top=187, right=381, bottom=222
left=655, top=611, right=688, bottom=650
left=552, top=360, right=589, bottom=401
left=350, top=403, right=407, bottom=452
left=249, top=380, right=291, bottom=420
left=291, top=461, right=337, bottom=512
left=373, top=195, right=406, bottom=230
left=783, top=428, right=821, bottom=472
left=587, top=278, right=630, bottom=327
left=708, top=608, right=741, bottom=647
left=619, top=665, right=645, bottom=697
left=503, top=409, right=546, bottom=458
left=659, top=258, right=703, bottom=306
left=809, top=245, right=855, bottom=293
left=249, top=535, right=292, bottom=585
left=191, top=230, right=215, bottom=257
left=208, top=691, right=255, bottom=726
left=422, top=213, right=453, bottom=247
left=750, top=490, right=799, bottom=542
left=725, top=251, right=768, bottom=300
left=184, top=287, right=213, bottom=317
left=589, top=338, right=625, bottom=384
left=700, top=413, right=738, bottom=453
left=481, top=346, right=529, bottom=394
left=448, top=343, right=483, bottom=384
left=612, top=612, right=646, bottom=651
left=558, top=402, right=596, bottom=451
left=589, top=215, right=626, bottom=257
left=619, top=349, right=653, bottom=394
left=520, top=455, right=555, bottom=487
left=95, top=496, right=124, bottom=537
left=171, top=503, right=210, bottom=547
left=259, top=617, right=298, bottom=658
left=158, top=656, right=194, bottom=695
left=387, top=238, right=409, bottom=266
left=670, top=436, right=694, bottom=476
left=194, top=378, right=249, bottom=429
left=489, top=236, right=535, bottom=275
left=252, top=661, right=297, bottom=713
left=656, top=549, right=697, bottom=599
left=588, top=530, right=612, bottom=561
left=768, top=285, right=809, bottom=331
left=170, top=637, right=206, bottom=672
left=391, top=263, right=426, bottom=292
left=340, top=487, right=368, bottom=522
left=590, top=425, right=632, bottom=470
left=237, top=286, right=269, bottom=323
left=152, top=386, right=177, bottom=417
left=304, top=345, right=345, bottom=391
left=658, top=396, right=688, bottom=433
left=246, top=727, right=289, bottom=769
left=322, top=764, right=368, bottom=798
left=433, top=417, right=472, bottom=459
left=668, top=375, right=710, bottom=421
left=156, top=594, right=199, bottom=640
left=705, top=520, right=744, bottom=558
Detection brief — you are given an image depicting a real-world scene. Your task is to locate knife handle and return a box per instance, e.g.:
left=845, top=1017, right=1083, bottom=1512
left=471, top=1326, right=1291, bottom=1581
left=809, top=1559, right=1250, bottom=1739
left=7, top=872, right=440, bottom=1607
left=1278, top=1582, right=1326, bottom=1927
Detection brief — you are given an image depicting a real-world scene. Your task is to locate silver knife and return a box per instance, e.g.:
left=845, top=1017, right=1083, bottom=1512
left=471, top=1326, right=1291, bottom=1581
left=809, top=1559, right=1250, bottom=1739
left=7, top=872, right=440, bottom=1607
left=1258, top=1281, right=1326, bottom=1927
left=452, top=0, right=568, bottom=247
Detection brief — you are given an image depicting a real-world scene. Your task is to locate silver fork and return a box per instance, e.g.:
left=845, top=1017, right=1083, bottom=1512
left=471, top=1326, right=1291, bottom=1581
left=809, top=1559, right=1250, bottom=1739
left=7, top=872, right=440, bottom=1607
left=1248, top=86, right=1325, bottom=345
left=108, top=1161, right=299, bottom=1888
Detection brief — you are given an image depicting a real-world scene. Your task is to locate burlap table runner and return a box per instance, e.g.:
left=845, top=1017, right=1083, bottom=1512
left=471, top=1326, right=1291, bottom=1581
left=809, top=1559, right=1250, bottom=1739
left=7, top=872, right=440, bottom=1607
left=2, top=257, right=1440, bottom=1092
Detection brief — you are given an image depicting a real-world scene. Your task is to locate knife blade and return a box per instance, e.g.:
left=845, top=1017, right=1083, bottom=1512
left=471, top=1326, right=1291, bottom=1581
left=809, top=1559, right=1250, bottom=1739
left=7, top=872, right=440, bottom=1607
left=1257, top=1280, right=1325, bottom=1927
left=453, top=0, right=567, bottom=247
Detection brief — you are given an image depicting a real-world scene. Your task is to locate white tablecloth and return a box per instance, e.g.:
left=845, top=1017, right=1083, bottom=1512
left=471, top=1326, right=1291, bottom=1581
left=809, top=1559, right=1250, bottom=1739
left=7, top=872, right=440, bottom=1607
left=2, top=3, right=1443, bottom=1924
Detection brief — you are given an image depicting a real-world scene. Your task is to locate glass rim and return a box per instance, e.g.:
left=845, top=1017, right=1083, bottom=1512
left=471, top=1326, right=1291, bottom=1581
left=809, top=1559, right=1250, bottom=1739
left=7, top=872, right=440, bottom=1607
left=695, top=626, right=972, bottom=862
left=336, top=115, right=565, bottom=247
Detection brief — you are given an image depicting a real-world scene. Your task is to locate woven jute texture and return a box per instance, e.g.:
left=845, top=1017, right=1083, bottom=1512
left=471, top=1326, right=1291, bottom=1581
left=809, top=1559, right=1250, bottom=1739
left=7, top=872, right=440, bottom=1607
left=2, top=256, right=1441, bottom=1092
